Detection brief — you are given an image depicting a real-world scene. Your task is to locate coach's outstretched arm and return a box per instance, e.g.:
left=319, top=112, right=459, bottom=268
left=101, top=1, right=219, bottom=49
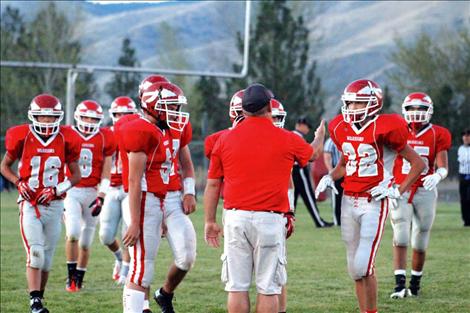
left=204, top=178, right=223, bottom=248
left=309, top=120, right=326, bottom=161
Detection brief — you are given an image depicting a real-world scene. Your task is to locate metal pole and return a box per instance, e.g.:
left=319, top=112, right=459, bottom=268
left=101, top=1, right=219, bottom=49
left=66, top=69, right=79, bottom=125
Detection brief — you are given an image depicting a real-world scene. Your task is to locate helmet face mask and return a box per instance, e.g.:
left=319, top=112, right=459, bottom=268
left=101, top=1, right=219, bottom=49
left=402, top=92, right=433, bottom=125
left=74, top=100, right=104, bottom=135
left=28, top=94, right=64, bottom=136
left=341, top=79, right=383, bottom=124
left=270, top=99, right=287, bottom=128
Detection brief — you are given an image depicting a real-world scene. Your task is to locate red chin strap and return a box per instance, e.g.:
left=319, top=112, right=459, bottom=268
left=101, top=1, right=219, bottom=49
left=410, top=122, right=423, bottom=132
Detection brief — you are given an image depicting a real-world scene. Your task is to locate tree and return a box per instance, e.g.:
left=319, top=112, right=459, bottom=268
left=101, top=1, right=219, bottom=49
left=388, top=28, right=470, bottom=145
left=105, top=37, right=141, bottom=99
left=382, top=85, right=395, bottom=114
left=227, top=0, right=324, bottom=129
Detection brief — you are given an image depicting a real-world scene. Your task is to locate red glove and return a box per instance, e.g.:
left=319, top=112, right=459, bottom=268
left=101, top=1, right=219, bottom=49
left=36, top=187, right=57, bottom=206
left=16, top=179, right=35, bottom=201
left=285, top=212, right=295, bottom=239
left=90, top=197, right=104, bottom=216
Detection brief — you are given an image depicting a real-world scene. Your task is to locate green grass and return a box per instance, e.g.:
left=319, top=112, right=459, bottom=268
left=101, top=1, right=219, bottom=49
left=1, top=191, right=469, bottom=313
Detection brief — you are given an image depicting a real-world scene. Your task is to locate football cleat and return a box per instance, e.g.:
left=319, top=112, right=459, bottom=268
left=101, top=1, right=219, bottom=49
left=30, top=297, right=49, bottom=313
left=142, top=310, right=153, bottom=313
left=66, top=277, right=77, bottom=292
left=390, top=287, right=407, bottom=299
left=408, top=287, right=419, bottom=296
left=154, top=288, right=175, bottom=313
left=113, top=260, right=121, bottom=281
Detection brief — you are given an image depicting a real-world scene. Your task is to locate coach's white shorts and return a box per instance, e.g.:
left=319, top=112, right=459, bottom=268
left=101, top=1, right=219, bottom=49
left=391, top=187, right=437, bottom=251
left=164, top=191, right=197, bottom=271
left=221, top=209, right=287, bottom=295
left=99, top=185, right=128, bottom=246
left=19, top=200, right=63, bottom=271
left=341, top=196, right=389, bottom=280
left=64, top=187, right=99, bottom=249
left=123, top=192, right=164, bottom=288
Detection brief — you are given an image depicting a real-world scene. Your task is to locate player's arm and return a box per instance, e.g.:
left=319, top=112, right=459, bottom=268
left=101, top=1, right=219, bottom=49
left=309, top=120, right=326, bottom=161
left=397, top=145, right=426, bottom=194
left=1, top=153, right=19, bottom=184
left=88, top=155, right=112, bottom=216
left=179, top=145, right=196, bottom=214
left=122, top=151, right=146, bottom=247
left=421, top=150, right=448, bottom=190
left=323, top=152, right=334, bottom=172
left=204, top=178, right=223, bottom=248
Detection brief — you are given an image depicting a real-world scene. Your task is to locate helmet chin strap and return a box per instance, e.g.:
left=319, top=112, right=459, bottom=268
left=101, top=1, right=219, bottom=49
left=409, top=121, right=427, bottom=133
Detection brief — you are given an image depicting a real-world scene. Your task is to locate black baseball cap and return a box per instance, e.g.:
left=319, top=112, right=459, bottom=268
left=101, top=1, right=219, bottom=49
left=242, top=83, right=274, bottom=113
left=462, top=129, right=470, bottom=135
left=296, top=116, right=312, bottom=128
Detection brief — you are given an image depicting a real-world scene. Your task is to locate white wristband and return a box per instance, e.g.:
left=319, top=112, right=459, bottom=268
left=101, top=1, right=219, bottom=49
left=288, top=188, right=295, bottom=213
left=98, top=178, right=111, bottom=195
left=56, top=179, right=72, bottom=196
left=436, top=167, right=448, bottom=180
left=183, top=177, right=196, bottom=196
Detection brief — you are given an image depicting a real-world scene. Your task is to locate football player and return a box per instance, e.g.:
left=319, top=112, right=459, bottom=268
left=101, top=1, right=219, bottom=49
left=120, top=82, right=191, bottom=313
left=315, top=79, right=425, bottom=313
left=389, top=92, right=451, bottom=298
left=1, top=94, right=81, bottom=313
left=146, top=83, right=197, bottom=313
left=99, top=96, right=138, bottom=285
left=64, top=100, right=116, bottom=292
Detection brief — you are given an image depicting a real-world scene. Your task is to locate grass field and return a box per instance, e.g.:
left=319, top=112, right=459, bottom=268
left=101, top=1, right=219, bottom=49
left=1, top=191, right=469, bottom=313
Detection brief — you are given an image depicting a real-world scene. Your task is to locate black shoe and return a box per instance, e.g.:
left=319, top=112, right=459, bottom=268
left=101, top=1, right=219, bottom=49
left=66, top=277, right=77, bottom=292
left=31, top=297, right=49, bottom=313
left=154, top=288, right=175, bottom=313
left=320, top=221, right=334, bottom=228
left=408, top=286, right=420, bottom=296
left=143, top=310, right=153, bottom=313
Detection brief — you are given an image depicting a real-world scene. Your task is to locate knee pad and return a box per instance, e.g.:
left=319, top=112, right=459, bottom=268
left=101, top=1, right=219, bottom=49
left=42, top=248, right=54, bottom=272
left=392, top=220, right=410, bottom=247
left=128, top=259, right=155, bottom=288
left=99, top=226, right=115, bottom=246
left=66, top=221, right=81, bottom=242
left=411, top=229, right=431, bottom=252
left=29, top=244, right=45, bottom=269
left=174, top=249, right=196, bottom=271
left=79, top=226, right=96, bottom=249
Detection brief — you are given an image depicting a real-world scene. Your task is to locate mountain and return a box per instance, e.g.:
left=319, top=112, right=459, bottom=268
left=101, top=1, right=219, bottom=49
left=2, top=1, right=468, bottom=116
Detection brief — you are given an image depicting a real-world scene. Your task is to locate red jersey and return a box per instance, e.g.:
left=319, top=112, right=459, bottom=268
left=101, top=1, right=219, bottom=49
left=65, top=126, right=116, bottom=188
left=204, top=128, right=230, bottom=160
left=329, top=114, right=409, bottom=193
left=208, top=116, right=313, bottom=213
left=393, top=124, right=451, bottom=187
left=109, top=127, right=123, bottom=187
left=118, top=116, right=170, bottom=198
left=167, top=122, right=193, bottom=192
left=5, top=124, right=81, bottom=197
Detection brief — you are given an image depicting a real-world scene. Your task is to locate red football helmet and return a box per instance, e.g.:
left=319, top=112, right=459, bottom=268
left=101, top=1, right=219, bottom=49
left=271, top=99, right=287, bottom=128
left=341, top=79, right=383, bottom=123
left=74, top=100, right=104, bottom=135
left=402, top=92, right=433, bottom=124
left=141, top=82, right=189, bottom=131
left=28, top=94, right=64, bottom=136
left=229, top=89, right=244, bottom=122
left=138, top=75, right=170, bottom=100
left=109, top=96, right=138, bottom=123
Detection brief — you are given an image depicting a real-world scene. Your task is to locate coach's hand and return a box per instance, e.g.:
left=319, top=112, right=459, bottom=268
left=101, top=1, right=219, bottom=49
left=16, top=179, right=36, bottom=201
left=36, top=187, right=57, bottom=206
left=204, top=222, right=222, bottom=248
left=183, top=194, right=196, bottom=215
left=90, top=196, right=104, bottom=216
left=123, top=223, right=140, bottom=247
left=285, top=212, right=295, bottom=239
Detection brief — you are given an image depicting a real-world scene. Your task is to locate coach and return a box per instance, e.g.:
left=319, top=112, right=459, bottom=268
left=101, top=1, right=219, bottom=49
left=203, top=83, right=326, bottom=313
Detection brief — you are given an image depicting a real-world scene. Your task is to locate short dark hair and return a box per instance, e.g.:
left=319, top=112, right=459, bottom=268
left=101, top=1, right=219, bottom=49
left=296, top=116, right=312, bottom=128
left=462, top=129, right=470, bottom=136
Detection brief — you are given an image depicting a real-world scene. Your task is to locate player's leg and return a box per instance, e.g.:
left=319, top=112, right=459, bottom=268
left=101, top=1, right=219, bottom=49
left=354, top=198, right=389, bottom=312
left=390, top=193, right=413, bottom=298
left=64, top=188, right=82, bottom=291
left=409, top=188, right=437, bottom=296
left=156, top=191, right=196, bottom=305
left=223, top=210, right=254, bottom=313
left=124, top=193, right=163, bottom=313
left=99, top=186, right=124, bottom=281
left=20, top=201, right=48, bottom=312
left=278, top=285, right=287, bottom=313
left=119, top=194, right=131, bottom=285
left=297, top=166, right=327, bottom=227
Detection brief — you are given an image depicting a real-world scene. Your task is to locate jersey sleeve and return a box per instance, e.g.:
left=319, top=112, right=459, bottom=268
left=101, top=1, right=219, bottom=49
left=102, top=128, right=117, bottom=157
left=436, top=126, right=452, bottom=153
left=63, top=128, right=81, bottom=164
left=327, top=115, right=343, bottom=152
left=120, top=124, right=155, bottom=154
left=289, top=132, right=313, bottom=167
left=180, top=122, right=193, bottom=148
left=204, top=134, right=216, bottom=160
left=207, top=136, right=224, bottom=179
left=383, top=115, right=408, bottom=152
left=4, top=126, right=26, bottom=160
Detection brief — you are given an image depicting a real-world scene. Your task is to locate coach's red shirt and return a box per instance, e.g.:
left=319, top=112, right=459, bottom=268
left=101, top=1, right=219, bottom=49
left=208, top=116, right=313, bottom=213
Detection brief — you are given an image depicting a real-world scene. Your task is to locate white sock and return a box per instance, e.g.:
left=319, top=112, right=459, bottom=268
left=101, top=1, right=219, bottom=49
left=123, top=287, right=145, bottom=313
left=394, top=269, right=406, bottom=276
left=411, top=270, right=423, bottom=276
left=114, top=249, right=123, bottom=262
left=143, top=299, right=150, bottom=310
